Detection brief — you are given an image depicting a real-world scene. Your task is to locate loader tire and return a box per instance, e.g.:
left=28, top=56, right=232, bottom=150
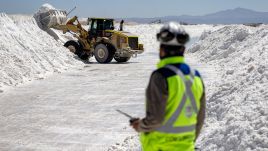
left=64, top=40, right=80, bottom=54
left=114, top=57, right=130, bottom=63
left=94, top=44, right=114, bottom=63
left=64, top=40, right=88, bottom=60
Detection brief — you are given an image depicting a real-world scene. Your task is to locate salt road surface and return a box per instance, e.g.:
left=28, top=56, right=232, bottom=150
left=0, top=53, right=216, bottom=150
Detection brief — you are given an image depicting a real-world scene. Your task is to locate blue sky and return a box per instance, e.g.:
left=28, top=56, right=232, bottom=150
left=0, top=0, right=267, bottom=18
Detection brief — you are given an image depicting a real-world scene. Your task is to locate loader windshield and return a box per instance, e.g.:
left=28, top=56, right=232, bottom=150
left=89, top=19, right=114, bottom=31
left=102, top=19, right=114, bottom=30
left=89, top=18, right=114, bottom=37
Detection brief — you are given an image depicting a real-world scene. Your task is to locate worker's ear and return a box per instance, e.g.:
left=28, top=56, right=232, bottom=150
left=159, top=47, right=165, bottom=58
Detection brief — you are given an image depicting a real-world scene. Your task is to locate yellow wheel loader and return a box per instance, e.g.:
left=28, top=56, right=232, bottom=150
left=36, top=10, right=144, bottom=63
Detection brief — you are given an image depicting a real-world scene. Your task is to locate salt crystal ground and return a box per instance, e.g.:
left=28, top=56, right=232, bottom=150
left=0, top=13, right=267, bottom=151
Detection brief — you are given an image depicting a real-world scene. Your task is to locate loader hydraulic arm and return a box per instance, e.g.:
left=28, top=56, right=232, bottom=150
left=51, top=16, right=89, bottom=39
left=66, top=16, right=78, bottom=25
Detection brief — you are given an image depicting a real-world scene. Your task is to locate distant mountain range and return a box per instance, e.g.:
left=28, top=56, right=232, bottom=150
left=119, top=8, right=268, bottom=24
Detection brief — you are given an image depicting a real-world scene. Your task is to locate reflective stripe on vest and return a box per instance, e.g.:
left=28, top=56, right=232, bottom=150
left=156, top=65, right=198, bottom=133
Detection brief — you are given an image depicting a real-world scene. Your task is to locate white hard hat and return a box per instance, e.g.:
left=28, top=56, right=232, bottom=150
left=157, top=22, right=189, bottom=46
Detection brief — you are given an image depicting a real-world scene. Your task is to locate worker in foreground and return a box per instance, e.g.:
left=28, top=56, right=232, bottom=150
left=131, top=22, right=206, bottom=151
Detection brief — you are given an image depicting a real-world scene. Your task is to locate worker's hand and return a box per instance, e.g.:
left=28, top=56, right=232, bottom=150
left=130, top=118, right=140, bottom=132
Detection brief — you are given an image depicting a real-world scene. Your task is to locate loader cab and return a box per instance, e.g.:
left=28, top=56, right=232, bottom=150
left=88, top=18, right=114, bottom=38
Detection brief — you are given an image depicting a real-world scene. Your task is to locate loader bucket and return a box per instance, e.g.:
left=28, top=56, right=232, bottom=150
left=40, top=10, right=67, bottom=28
left=34, top=4, right=67, bottom=29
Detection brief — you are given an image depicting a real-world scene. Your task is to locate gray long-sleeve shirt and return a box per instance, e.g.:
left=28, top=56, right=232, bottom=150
left=137, top=70, right=206, bottom=138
